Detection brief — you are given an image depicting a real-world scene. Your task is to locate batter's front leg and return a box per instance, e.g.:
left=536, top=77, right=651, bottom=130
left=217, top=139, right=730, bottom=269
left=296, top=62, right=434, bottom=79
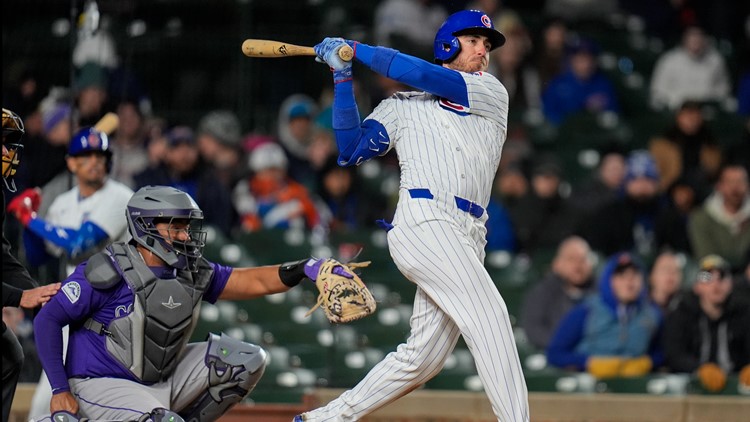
left=300, top=287, right=461, bottom=421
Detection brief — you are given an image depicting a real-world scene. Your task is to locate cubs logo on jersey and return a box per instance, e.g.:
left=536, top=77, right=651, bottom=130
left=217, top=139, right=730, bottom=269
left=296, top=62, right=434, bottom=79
left=439, top=98, right=469, bottom=115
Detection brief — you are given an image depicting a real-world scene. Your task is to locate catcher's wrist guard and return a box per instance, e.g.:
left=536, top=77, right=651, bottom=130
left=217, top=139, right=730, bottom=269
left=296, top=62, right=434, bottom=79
left=278, top=259, right=308, bottom=287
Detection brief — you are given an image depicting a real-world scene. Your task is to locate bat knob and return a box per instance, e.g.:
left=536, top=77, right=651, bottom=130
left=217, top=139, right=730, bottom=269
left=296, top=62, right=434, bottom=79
left=339, top=45, right=354, bottom=62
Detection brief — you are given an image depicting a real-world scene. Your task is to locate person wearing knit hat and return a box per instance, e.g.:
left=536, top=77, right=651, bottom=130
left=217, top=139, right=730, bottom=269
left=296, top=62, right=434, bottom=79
left=231, top=142, right=320, bottom=232
left=196, top=110, right=245, bottom=189
left=275, top=94, right=318, bottom=186
left=581, top=150, right=666, bottom=256
left=74, top=62, right=109, bottom=127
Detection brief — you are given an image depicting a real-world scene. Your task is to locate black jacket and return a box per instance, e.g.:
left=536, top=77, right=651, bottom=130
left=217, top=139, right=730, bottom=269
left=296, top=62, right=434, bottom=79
left=663, top=290, right=750, bottom=373
left=2, top=189, right=38, bottom=333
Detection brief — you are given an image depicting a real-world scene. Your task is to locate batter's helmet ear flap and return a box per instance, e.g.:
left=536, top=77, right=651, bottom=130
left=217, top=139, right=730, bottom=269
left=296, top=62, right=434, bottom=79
left=433, top=10, right=506, bottom=64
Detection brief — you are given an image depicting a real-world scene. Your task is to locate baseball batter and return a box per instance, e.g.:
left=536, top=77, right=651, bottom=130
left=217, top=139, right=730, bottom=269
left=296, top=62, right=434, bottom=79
left=32, top=185, right=341, bottom=422
left=299, top=9, right=529, bottom=422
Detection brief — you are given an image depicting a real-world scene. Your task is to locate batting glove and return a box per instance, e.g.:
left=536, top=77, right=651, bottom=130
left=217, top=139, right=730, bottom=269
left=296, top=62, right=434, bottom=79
left=6, top=187, right=41, bottom=226
left=314, top=37, right=354, bottom=83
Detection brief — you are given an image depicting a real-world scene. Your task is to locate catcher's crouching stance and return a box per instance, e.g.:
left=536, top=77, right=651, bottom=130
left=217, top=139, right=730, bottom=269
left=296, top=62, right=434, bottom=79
left=32, top=186, right=376, bottom=422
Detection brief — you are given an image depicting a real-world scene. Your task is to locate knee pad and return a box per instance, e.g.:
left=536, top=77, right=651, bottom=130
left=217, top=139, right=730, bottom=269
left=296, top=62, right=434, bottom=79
left=137, top=408, right=184, bottom=422
left=180, top=333, right=267, bottom=422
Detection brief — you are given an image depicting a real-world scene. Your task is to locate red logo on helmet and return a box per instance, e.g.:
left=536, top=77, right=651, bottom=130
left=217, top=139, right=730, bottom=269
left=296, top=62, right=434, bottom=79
left=481, top=15, right=491, bottom=28
left=87, top=132, right=100, bottom=148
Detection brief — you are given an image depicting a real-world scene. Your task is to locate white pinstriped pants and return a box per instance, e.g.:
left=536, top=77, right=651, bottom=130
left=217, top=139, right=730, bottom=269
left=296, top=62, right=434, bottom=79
left=302, top=198, right=529, bottom=421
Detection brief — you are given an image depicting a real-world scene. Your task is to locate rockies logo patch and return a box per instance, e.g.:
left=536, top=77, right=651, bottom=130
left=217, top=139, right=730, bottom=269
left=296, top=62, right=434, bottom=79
left=62, top=282, right=81, bottom=304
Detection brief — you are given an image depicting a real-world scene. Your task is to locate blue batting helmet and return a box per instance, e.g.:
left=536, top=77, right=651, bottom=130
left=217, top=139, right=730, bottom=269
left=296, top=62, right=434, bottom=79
left=68, top=126, right=112, bottom=170
left=433, top=10, right=506, bottom=64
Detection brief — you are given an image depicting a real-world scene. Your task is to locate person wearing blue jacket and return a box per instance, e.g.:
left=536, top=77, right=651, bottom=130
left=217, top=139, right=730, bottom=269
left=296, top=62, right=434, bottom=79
left=547, top=251, right=663, bottom=378
left=541, top=38, right=620, bottom=125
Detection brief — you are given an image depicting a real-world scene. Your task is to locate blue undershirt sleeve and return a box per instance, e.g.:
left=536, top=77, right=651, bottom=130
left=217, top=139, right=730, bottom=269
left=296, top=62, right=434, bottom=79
left=27, top=219, right=110, bottom=260
left=22, top=229, right=52, bottom=266
left=353, top=42, right=469, bottom=106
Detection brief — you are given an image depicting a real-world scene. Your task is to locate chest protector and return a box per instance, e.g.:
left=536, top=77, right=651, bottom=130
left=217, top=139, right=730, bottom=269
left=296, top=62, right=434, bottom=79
left=84, top=242, right=214, bottom=383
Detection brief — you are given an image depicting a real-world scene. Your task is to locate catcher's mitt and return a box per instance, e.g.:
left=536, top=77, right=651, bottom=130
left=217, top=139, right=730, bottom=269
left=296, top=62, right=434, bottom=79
left=305, top=259, right=376, bottom=323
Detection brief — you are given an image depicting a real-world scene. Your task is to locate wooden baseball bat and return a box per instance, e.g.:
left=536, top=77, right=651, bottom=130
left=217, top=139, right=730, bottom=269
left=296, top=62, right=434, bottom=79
left=241, top=39, right=353, bottom=62
left=93, top=112, right=119, bottom=135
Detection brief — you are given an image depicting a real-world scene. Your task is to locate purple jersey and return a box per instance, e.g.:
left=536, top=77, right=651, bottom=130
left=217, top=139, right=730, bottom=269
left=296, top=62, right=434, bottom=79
left=34, top=259, right=232, bottom=393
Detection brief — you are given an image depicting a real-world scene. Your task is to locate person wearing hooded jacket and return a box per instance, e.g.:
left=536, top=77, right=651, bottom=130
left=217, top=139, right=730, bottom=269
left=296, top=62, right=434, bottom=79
left=275, top=94, right=318, bottom=187
left=547, top=252, right=664, bottom=378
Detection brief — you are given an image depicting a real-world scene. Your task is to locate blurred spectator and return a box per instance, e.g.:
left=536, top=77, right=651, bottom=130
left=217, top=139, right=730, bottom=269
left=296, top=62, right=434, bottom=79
left=649, top=26, right=731, bottom=111
left=734, top=260, right=750, bottom=303
left=485, top=171, right=517, bottom=253
left=618, top=0, right=681, bottom=40
left=688, top=164, right=750, bottom=271
left=570, top=146, right=627, bottom=219
left=496, top=164, right=529, bottom=208
left=532, top=18, right=569, bottom=87
left=648, top=251, right=684, bottom=314
left=197, top=109, right=246, bottom=190
left=488, top=11, right=541, bottom=111
left=143, top=116, right=169, bottom=169
left=649, top=100, right=722, bottom=200
left=307, top=126, right=338, bottom=177
left=3, top=68, right=46, bottom=121
left=547, top=252, right=663, bottom=377
left=315, top=157, right=385, bottom=232
left=544, top=0, right=618, bottom=24
left=521, top=236, right=595, bottom=350
left=374, top=0, right=448, bottom=59
left=663, top=255, right=750, bottom=392
left=738, top=71, right=750, bottom=117
left=232, top=142, right=320, bottom=232
left=276, top=94, right=318, bottom=186
left=541, top=38, right=620, bottom=125
left=582, top=150, right=665, bottom=257
left=109, top=99, right=149, bottom=189
left=73, top=62, right=110, bottom=128
left=655, top=177, right=697, bottom=253
left=12, top=90, right=70, bottom=194
left=134, top=126, right=235, bottom=235
left=509, top=155, right=579, bottom=253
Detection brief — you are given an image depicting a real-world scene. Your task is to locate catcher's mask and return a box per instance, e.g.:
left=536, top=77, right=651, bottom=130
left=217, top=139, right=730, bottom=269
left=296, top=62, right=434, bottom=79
left=2, top=108, right=25, bottom=192
left=126, top=185, right=207, bottom=272
left=433, top=9, right=506, bottom=64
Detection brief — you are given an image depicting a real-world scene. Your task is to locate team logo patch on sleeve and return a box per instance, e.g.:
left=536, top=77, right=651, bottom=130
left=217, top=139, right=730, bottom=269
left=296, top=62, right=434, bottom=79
left=439, top=98, right=469, bottom=115
left=62, top=282, right=81, bottom=304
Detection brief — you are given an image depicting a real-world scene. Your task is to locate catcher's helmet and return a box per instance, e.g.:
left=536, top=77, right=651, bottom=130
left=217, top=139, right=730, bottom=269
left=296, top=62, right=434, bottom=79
left=126, top=185, right=207, bottom=272
left=68, top=126, right=113, bottom=171
left=2, top=108, right=25, bottom=192
left=433, top=10, right=505, bottom=64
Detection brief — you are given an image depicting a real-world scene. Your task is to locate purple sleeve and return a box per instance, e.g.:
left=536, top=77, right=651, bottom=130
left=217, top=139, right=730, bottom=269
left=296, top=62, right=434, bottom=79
left=34, top=266, right=103, bottom=393
left=34, top=299, right=71, bottom=393
left=202, top=261, right=233, bottom=304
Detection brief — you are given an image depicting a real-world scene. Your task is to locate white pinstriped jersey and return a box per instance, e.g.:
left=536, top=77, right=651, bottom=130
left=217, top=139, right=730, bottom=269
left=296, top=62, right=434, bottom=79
left=368, top=71, right=508, bottom=207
